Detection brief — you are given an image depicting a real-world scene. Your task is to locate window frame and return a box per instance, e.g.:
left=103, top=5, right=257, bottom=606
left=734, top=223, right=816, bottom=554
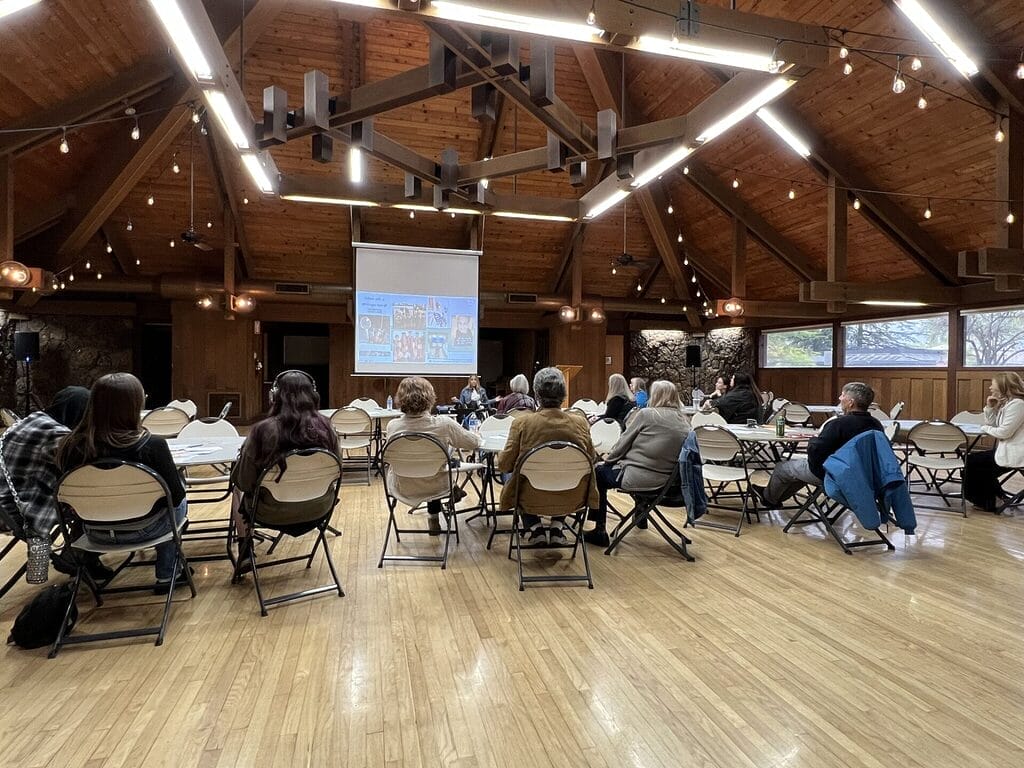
left=840, top=312, right=950, bottom=369
left=759, top=323, right=835, bottom=369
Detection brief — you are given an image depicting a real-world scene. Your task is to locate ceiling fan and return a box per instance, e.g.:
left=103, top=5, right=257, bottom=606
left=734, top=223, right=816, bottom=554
left=174, top=125, right=213, bottom=251
left=611, top=202, right=653, bottom=272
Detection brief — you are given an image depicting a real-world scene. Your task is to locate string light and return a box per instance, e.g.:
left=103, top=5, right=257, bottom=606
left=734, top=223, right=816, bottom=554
left=59, top=281, right=65, bottom=290
left=910, top=56, right=923, bottom=71
left=995, top=117, right=1005, bottom=143
left=924, top=199, right=932, bottom=219
left=206, top=221, right=212, bottom=229
left=409, top=210, right=415, bottom=219
left=892, top=56, right=907, bottom=94
left=105, top=242, right=113, bottom=253
left=667, top=204, right=674, bottom=214
left=135, top=258, right=141, bottom=266
left=788, top=188, right=796, bottom=200
left=243, top=196, right=249, bottom=204
left=130, top=118, right=140, bottom=141
left=917, top=85, right=928, bottom=110
left=690, top=274, right=696, bottom=283
left=660, top=297, right=666, bottom=304
left=126, top=218, right=133, bottom=232
left=611, top=266, right=617, bottom=275
left=1008, top=212, right=1017, bottom=225
left=683, top=257, right=689, bottom=266
left=1018, top=49, right=1024, bottom=79
left=677, top=233, right=683, bottom=243
left=838, top=34, right=849, bottom=60
left=636, top=282, right=642, bottom=291
left=682, top=166, right=689, bottom=175
left=853, top=198, right=861, bottom=210
left=59, top=128, right=69, bottom=154
left=732, top=176, right=740, bottom=189
left=843, top=60, right=853, bottom=76
left=696, top=289, right=701, bottom=297
left=172, top=154, right=180, bottom=174
left=96, top=272, right=103, bottom=280
left=147, top=189, right=155, bottom=206
left=169, top=239, right=176, bottom=248
left=84, top=260, right=91, bottom=270
left=68, top=273, right=74, bottom=282
left=585, top=0, right=595, bottom=26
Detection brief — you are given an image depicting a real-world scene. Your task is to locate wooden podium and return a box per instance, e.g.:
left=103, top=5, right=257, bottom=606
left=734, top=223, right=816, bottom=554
left=556, top=365, right=583, bottom=408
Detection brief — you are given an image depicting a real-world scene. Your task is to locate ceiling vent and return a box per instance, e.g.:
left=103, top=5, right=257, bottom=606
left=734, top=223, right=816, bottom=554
left=506, top=293, right=538, bottom=304
left=275, top=282, right=311, bottom=295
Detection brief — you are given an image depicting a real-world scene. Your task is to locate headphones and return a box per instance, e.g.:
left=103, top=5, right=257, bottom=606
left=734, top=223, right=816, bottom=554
left=270, top=369, right=317, bottom=402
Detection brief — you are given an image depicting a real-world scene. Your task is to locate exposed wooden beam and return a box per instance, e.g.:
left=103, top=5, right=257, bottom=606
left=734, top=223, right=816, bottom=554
left=553, top=220, right=587, bottom=294
left=224, top=207, right=237, bottom=296
left=801, top=280, right=960, bottom=304
left=635, top=187, right=702, bottom=326
left=199, top=125, right=252, bottom=279
left=1, top=157, right=11, bottom=261
left=732, top=218, right=746, bottom=298
left=0, top=57, right=175, bottom=157
left=14, top=195, right=73, bottom=244
left=716, top=298, right=827, bottom=319
left=997, top=108, right=1024, bottom=251
left=827, top=172, right=848, bottom=313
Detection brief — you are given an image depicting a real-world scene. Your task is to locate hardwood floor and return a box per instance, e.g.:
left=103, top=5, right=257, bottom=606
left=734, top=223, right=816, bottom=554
left=1, top=483, right=1023, bottom=768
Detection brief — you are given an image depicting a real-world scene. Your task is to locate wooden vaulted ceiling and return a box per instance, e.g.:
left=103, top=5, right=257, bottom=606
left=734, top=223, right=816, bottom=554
left=3, top=0, right=1024, bottom=318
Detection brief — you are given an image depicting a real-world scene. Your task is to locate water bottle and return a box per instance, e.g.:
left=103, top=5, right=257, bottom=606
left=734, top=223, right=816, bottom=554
left=775, top=410, right=786, bottom=437
left=26, top=537, right=49, bottom=584
left=386, top=394, right=393, bottom=410
left=467, top=414, right=480, bottom=433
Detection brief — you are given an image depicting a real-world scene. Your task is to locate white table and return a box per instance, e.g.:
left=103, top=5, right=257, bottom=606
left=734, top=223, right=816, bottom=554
left=806, top=405, right=842, bottom=415
left=723, top=424, right=816, bottom=444
left=319, top=407, right=402, bottom=420
left=168, top=436, right=245, bottom=468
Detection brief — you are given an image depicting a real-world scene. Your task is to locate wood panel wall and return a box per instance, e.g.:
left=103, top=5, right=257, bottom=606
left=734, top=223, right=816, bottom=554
left=549, top=322, right=609, bottom=403
left=758, top=369, right=832, bottom=406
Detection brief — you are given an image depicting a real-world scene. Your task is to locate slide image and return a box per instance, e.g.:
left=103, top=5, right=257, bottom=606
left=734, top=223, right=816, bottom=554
left=392, top=330, right=425, bottom=363
left=427, top=334, right=449, bottom=362
left=358, top=314, right=391, bottom=345
left=393, top=303, right=426, bottom=330
left=452, top=315, right=475, bottom=347
left=426, top=297, right=451, bottom=329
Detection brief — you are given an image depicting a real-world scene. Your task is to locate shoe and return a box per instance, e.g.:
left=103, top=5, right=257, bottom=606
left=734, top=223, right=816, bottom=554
left=548, top=526, right=568, bottom=546
left=85, top=558, right=116, bottom=583
left=748, top=485, right=770, bottom=509
left=583, top=527, right=610, bottom=547
left=522, top=525, right=548, bottom=548
left=428, top=513, right=443, bottom=536
left=451, top=486, right=468, bottom=503
left=49, top=549, right=77, bottom=577
left=636, top=510, right=649, bottom=530
left=154, top=567, right=195, bottom=595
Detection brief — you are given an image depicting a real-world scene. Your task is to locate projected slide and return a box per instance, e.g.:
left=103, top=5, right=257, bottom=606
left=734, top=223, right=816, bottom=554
left=355, top=244, right=479, bottom=375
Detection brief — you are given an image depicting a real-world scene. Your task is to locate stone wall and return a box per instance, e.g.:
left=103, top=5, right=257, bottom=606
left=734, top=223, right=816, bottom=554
left=628, top=327, right=755, bottom=394
left=0, top=310, right=133, bottom=413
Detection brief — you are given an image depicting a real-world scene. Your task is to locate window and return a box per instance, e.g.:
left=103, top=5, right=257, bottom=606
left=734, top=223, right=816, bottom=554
left=963, top=306, right=1024, bottom=367
left=842, top=314, right=948, bottom=367
left=762, top=326, right=833, bottom=368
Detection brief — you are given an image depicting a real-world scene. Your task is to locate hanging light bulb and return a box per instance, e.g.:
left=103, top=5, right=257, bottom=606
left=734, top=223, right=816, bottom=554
left=1017, top=52, right=1024, bottom=79
left=611, top=266, right=617, bottom=275
left=683, top=257, right=689, bottom=266
left=892, top=57, right=907, bottom=94
left=69, top=273, right=75, bottom=282
left=243, top=196, right=249, bottom=205
left=147, top=190, right=155, bottom=206
left=130, top=118, right=140, bottom=141
left=995, top=117, right=1006, bottom=143
left=917, top=85, right=928, bottom=110
left=667, top=204, right=674, bottom=214
left=1008, top=212, right=1017, bottom=225
left=52, top=281, right=59, bottom=291
left=690, top=274, right=696, bottom=283
left=59, top=281, right=65, bottom=290
left=126, top=218, right=133, bottom=232
left=838, top=43, right=849, bottom=59
left=853, top=198, right=861, bottom=210
left=135, top=258, right=141, bottom=266
left=409, top=210, right=415, bottom=219
left=682, top=165, right=689, bottom=175
left=585, top=0, right=595, bottom=26
left=924, top=199, right=932, bottom=219
left=843, top=60, right=854, bottom=76
left=788, top=188, right=796, bottom=200
left=85, top=260, right=91, bottom=270
left=96, top=272, right=103, bottom=280
left=677, top=233, right=683, bottom=243
left=206, top=221, right=213, bottom=229
left=105, top=242, right=113, bottom=254
left=732, top=177, right=740, bottom=189
left=910, top=57, right=923, bottom=71
left=172, top=154, right=180, bottom=174
left=636, top=282, right=642, bottom=291
left=59, top=128, right=69, bottom=154
left=696, top=289, right=701, bottom=297
left=169, top=239, right=176, bottom=248
left=660, top=297, right=666, bottom=304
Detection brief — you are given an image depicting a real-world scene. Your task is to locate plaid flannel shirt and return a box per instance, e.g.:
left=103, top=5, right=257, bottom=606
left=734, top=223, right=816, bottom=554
left=0, top=412, right=70, bottom=540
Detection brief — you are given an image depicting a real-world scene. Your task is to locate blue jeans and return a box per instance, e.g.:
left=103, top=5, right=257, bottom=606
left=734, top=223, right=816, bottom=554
left=85, top=499, right=188, bottom=580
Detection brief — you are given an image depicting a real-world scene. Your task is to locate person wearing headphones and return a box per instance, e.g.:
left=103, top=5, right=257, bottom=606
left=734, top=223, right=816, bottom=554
left=230, top=370, right=339, bottom=560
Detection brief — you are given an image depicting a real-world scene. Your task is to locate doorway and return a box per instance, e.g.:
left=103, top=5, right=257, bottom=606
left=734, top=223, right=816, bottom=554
left=139, top=323, right=172, bottom=408
left=263, top=322, right=331, bottom=399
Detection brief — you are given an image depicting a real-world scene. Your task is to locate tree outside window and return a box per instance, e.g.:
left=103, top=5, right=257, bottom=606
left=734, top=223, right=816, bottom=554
left=964, top=308, right=1024, bottom=367
left=763, top=327, right=833, bottom=368
left=843, top=315, right=948, bottom=367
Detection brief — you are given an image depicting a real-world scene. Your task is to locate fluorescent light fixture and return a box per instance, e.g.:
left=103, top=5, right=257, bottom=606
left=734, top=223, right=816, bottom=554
left=392, top=204, right=439, bottom=212
left=756, top=108, right=811, bottom=157
left=695, top=78, right=795, bottom=143
left=445, top=208, right=483, bottom=216
left=325, top=0, right=391, bottom=8
left=0, top=0, right=40, bottom=20
left=631, top=145, right=693, bottom=188
left=585, top=189, right=629, bottom=220
left=349, top=146, right=363, bottom=184
left=205, top=90, right=251, bottom=149
left=859, top=300, right=928, bottom=307
left=146, top=0, right=213, bottom=81
left=635, top=36, right=774, bottom=72
left=892, top=0, right=979, bottom=77
left=430, top=1, right=604, bottom=44
left=493, top=211, right=576, bottom=222
left=241, top=154, right=275, bottom=194
left=282, top=194, right=378, bottom=207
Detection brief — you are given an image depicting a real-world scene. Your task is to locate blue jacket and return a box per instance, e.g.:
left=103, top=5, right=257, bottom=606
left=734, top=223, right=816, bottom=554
left=678, top=430, right=708, bottom=521
left=823, top=431, right=916, bottom=534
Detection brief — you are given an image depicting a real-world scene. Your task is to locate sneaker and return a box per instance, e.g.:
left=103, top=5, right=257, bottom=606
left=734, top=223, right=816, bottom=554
left=154, top=567, right=195, bottom=595
left=522, top=525, right=548, bottom=548
left=548, top=526, right=568, bottom=546
left=583, top=527, right=610, bottom=547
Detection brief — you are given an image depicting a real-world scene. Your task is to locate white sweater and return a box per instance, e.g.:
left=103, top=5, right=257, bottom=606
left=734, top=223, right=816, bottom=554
left=982, top=398, right=1024, bottom=469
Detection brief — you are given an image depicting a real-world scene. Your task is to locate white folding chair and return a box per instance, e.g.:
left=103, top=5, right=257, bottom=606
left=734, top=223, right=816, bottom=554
left=167, top=399, right=198, bottom=420
left=229, top=449, right=344, bottom=615
left=906, top=420, right=967, bottom=517
left=331, top=407, right=374, bottom=485
left=177, top=419, right=240, bottom=533
left=571, top=398, right=601, bottom=415
left=479, top=412, right=515, bottom=438
left=889, top=401, right=905, bottom=420
left=690, top=411, right=727, bottom=427
left=691, top=425, right=757, bottom=536
left=589, top=417, right=623, bottom=457
left=53, top=462, right=195, bottom=656
left=349, top=397, right=379, bottom=412
left=782, top=402, right=813, bottom=427
left=141, top=407, right=191, bottom=437
left=1, top=408, right=19, bottom=429
left=951, top=410, right=986, bottom=426
left=867, top=404, right=888, bottom=423
left=884, top=422, right=900, bottom=444
left=379, top=433, right=463, bottom=569
left=509, top=441, right=595, bottom=590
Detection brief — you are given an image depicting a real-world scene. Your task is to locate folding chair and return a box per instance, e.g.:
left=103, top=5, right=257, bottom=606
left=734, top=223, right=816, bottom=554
left=0, top=408, right=19, bottom=429
left=782, top=402, right=813, bottom=427
left=52, top=462, right=195, bottom=656
left=509, top=441, right=595, bottom=590
left=889, top=401, right=905, bottom=420
left=229, top=449, right=344, bottom=615
left=690, top=425, right=757, bottom=536
left=178, top=418, right=239, bottom=503
left=141, top=406, right=191, bottom=437
left=951, top=410, right=986, bottom=426
left=571, top=398, right=601, bottom=416
left=996, top=468, right=1024, bottom=513
left=167, top=399, right=198, bottom=420
left=690, top=411, right=727, bottom=428
left=217, top=401, right=233, bottom=420
left=867, top=404, right=889, bottom=423
left=783, top=486, right=895, bottom=555
left=331, top=407, right=374, bottom=485
left=379, top=432, right=466, bottom=569
left=348, top=397, right=380, bottom=411
left=589, top=417, right=623, bottom=457
left=604, top=464, right=694, bottom=561
left=884, top=422, right=900, bottom=444
left=905, top=420, right=968, bottom=517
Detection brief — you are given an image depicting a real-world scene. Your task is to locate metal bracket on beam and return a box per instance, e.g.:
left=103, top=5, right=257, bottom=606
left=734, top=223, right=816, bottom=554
left=405, top=173, right=422, bottom=199
left=546, top=132, right=567, bottom=172
left=352, top=118, right=373, bottom=151
left=569, top=160, right=587, bottom=187
left=311, top=133, right=333, bottom=163
left=262, top=85, right=288, bottom=145
left=529, top=40, right=555, bottom=107
left=302, top=70, right=330, bottom=130
left=440, top=147, right=459, bottom=191
left=433, top=184, right=450, bottom=210
left=597, top=109, right=617, bottom=160
left=486, top=32, right=519, bottom=76
left=616, top=153, right=634, bottom=181
left=471, top=83, right=498, bottom=121
left=428, top=38, right=457, bottom=90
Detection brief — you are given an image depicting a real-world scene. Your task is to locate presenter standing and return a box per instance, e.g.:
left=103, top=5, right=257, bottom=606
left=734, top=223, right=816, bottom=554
left=455, top=375, right=488, bottom=407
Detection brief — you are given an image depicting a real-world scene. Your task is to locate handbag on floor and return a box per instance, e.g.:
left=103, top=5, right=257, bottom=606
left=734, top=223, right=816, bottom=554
left=7, top=583, right=78, bottom=649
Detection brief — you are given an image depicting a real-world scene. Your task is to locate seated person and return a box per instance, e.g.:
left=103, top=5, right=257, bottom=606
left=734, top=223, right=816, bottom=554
left=708, top=374, right=731, bottom=402
left=58, top=373, right=188, bottom=594
left=710, top=372, right=762, bottom=424
left=603, top=373, right=635, bottom=425
left=965, top=372, right=1024, bottom=512
left=497, top=367, right=598, bottom=547
left=755, top=382, right=883, bottom=508
left=588, top=380, right=691, bottom=546
left=0, top=386, right=112, bottom=581
left=496, top=374, right=537, bottom=414
left=231, top=371, right=338, bottom=551
left=630, top=378, right=648, bottom=408
left=386, top=376, right=482, bottom=533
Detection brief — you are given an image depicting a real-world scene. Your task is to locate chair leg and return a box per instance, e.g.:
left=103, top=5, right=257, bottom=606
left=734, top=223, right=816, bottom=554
left=249, top=544, right=268, bottom=617
left=377, top=508, right=397, bottom=568
left=155, top=556, right=180, bottom=646
left=320, top=524, right=345, bottom=597
left=48, top=568, right=83, bottom=659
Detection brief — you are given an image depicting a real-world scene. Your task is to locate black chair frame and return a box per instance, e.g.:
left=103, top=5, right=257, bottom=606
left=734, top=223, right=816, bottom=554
left=783, top=485, right=895, bottom=555
left=604, top=465, right=694, bottom=561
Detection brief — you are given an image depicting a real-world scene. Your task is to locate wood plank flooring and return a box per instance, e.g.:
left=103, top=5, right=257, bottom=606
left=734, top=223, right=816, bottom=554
left=1, top=483, right=1023, bottom=768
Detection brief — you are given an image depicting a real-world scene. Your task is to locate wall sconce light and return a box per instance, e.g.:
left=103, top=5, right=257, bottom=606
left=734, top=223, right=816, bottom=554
left=589, top=306, right=606, bottom=323
left=722, top=298, right=745, bottom=317
left=230, top=294, right=255, bottom=313
left=0, top=260, right=32, bottom=287
left=196, top=294, right=216, bottom=309
left=558, top=305, right=577, bottom=322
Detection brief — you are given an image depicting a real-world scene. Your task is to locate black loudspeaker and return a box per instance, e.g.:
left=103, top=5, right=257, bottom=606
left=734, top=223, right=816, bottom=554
left=14, top=331, right=39, bottom=362
left=685, top=344, right=701, bottom=368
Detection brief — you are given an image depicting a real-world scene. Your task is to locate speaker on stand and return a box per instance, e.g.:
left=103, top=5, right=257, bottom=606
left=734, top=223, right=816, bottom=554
left=14, top=332, right=39, bottom=416
left=685, top=344, right=701, bottom=390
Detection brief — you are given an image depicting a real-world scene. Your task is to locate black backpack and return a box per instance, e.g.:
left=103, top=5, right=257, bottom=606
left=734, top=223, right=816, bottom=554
left=7, top=583, right=78, bottom=649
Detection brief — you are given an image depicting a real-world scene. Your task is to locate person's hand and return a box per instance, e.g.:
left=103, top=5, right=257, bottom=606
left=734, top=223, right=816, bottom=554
left=987, top=395, right=1002, bottom=409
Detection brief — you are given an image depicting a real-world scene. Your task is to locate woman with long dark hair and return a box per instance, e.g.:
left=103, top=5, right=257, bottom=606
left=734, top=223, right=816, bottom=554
left=231, top=370, right=338, bottom=542
left=712, top=372, right=763, bottom=424
left=58, top=373, right=187, bottom=593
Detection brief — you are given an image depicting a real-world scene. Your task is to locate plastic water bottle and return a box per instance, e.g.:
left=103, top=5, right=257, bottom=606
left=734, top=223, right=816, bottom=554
left=467, top=413, right=480, bottom=433
left=386, top=394, right=393, bottom=410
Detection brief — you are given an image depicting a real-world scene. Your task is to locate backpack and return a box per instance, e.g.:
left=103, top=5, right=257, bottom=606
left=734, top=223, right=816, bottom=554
left=7, top=583, right=78, bottom=649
